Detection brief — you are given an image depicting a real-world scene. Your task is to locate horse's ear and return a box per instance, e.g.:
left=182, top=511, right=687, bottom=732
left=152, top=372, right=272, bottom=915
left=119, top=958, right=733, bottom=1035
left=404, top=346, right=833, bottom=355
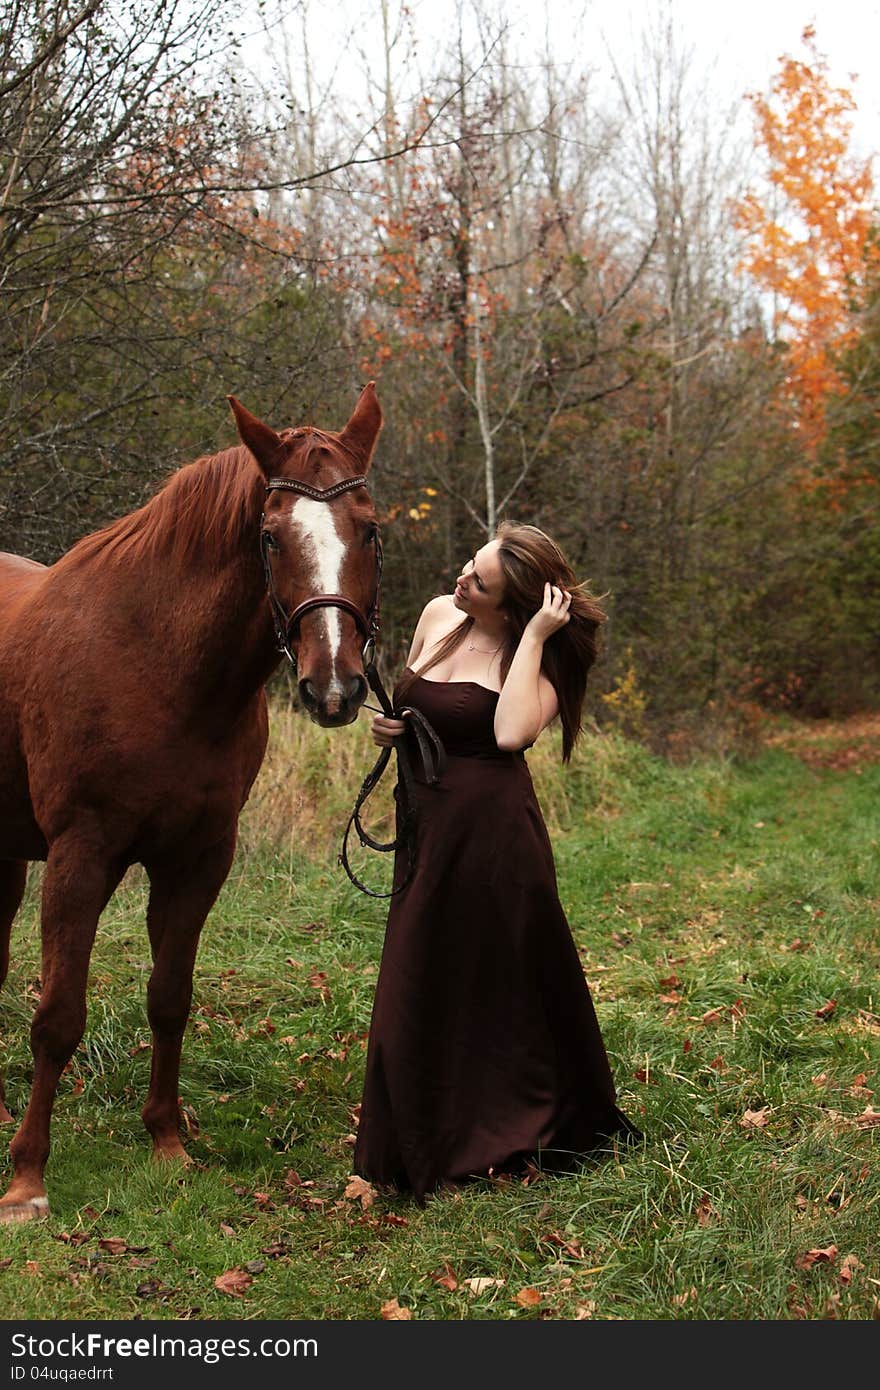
left=339, top=382, right=382, bottom=469
left=227, top=396, right=283, bottom=475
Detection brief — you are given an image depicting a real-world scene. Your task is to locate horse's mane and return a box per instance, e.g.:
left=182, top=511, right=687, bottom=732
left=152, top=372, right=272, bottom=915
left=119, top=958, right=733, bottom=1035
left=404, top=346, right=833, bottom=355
left=58, top=446, right=266, bottom=572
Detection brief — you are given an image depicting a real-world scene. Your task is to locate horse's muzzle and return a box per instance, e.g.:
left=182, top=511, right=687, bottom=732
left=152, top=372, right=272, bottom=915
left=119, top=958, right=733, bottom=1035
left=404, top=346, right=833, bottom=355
left=299, top=674, right=367, bottom=727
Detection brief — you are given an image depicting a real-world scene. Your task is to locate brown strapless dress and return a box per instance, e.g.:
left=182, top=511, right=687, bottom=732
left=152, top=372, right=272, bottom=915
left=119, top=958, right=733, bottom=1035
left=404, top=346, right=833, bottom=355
left=353, top=670, right=638, bottom=1199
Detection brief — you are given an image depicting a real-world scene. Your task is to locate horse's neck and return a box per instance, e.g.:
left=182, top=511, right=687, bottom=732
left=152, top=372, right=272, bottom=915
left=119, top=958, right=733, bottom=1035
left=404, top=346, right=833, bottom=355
left=152, top=552, right=279, bottom=707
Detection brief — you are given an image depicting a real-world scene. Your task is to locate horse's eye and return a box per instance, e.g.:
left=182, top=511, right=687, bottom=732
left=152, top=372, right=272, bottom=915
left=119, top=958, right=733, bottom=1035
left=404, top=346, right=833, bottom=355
left=262, top=529, right=280, bottom=552
left=364, top=523, right=379, bottom=547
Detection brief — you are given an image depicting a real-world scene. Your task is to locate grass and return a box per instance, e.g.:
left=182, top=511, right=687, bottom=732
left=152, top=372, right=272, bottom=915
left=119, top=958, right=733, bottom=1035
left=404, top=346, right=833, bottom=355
left=0, top=710, right=878, bottom=1320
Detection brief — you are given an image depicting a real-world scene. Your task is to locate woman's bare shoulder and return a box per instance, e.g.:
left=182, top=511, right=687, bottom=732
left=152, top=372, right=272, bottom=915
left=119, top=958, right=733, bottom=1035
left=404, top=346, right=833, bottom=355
left=407, top=595, right=461, bottom=664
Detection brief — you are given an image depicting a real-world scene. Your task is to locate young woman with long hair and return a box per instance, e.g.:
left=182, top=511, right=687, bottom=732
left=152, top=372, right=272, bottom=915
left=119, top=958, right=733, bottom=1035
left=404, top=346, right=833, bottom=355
left=353, top=522, right=638, bottom=1199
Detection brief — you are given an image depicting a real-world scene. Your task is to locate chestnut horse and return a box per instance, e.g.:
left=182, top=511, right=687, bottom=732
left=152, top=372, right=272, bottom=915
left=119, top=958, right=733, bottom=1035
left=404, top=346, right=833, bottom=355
left=0, top=383, right=383, bottom=1222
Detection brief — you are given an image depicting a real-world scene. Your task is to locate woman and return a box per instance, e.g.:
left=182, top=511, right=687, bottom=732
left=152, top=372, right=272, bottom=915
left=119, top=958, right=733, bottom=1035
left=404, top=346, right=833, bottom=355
left=353, top=522, right=638, bottom=1200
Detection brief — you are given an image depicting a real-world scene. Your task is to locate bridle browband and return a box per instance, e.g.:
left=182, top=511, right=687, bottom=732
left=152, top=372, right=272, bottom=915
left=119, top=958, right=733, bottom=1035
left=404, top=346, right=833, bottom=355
left=260, top=473, right=381, bottom=668
left=259, top=468, right=445, bottom=899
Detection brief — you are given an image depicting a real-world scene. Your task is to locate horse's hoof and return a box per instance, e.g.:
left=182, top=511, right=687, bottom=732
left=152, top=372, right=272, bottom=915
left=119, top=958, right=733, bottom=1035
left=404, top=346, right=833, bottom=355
left=0, top=1196, right=49, bottom=1224
left=152, top=1143, right=191, bottom=1166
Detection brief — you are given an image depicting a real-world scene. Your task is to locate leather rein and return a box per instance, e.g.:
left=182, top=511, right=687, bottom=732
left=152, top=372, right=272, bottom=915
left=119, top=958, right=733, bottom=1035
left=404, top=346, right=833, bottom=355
left=260, top=472, right=445, bottom=898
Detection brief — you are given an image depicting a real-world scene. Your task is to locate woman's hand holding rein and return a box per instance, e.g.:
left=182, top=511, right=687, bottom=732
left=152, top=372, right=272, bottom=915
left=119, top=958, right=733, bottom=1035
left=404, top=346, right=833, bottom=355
left=372, top=714, right=408, bottom=747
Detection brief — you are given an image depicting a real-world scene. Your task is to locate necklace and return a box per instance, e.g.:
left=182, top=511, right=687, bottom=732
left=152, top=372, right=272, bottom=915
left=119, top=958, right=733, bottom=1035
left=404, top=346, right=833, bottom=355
left=466, top=635, right=504, bottom=654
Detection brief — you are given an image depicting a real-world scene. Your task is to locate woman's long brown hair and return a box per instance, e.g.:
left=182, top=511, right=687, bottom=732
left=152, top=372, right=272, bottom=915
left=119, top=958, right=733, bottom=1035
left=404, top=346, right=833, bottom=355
left=396, top=522, right=606, bottom=761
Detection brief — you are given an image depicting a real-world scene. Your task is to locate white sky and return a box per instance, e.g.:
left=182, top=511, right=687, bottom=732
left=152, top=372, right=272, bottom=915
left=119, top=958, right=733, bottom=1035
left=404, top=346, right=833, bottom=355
left=252, top=0, right=879, bottom=161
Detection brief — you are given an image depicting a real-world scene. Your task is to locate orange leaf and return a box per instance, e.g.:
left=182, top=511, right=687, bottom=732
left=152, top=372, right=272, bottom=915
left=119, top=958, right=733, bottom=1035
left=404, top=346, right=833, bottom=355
left=98, top=1238, right=128, bottom=1255
left=381, top=1298, right=412, bottom=1320
left=795, top=1245, right=838, bottom=1270
left=344, top=1175, right=376, bottom=1209
left=856, top=1107, right=880, bottom=1128
left=214, top=1267, right=253, bottom=1297
left=514, top=1287, right=543, bottom=1307
left=839, top=1254, right=862, bottom=1285
left=740, top=1107, right=771, bottom=1129
left=815, top=999, right=837, bottom=1020
left=430, top=1263, right=458, bottom=1291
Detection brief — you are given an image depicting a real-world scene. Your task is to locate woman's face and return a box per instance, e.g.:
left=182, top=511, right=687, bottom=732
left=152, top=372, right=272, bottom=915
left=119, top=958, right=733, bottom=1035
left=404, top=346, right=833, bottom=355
left=453, top=540, right=506, bottom=623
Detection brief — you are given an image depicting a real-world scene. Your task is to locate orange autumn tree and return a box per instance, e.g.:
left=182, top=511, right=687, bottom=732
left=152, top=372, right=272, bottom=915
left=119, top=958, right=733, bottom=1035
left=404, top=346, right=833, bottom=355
left=735, top=26, right=879, bottom=452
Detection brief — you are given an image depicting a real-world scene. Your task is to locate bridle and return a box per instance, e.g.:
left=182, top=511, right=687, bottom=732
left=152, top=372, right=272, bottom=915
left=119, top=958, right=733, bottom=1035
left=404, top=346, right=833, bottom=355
left=259, top=469, right=445, bottom=900
left=259, top=473, right=382, bottom=670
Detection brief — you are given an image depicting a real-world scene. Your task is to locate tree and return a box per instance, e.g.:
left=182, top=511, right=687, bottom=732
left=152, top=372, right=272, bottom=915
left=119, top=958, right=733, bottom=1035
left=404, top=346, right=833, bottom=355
left=735, top=25, right=880, bottom=451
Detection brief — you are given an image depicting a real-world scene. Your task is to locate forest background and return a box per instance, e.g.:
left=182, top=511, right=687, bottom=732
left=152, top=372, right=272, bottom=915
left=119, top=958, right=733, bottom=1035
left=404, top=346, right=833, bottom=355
left=2, top=0, right=879, bottom=747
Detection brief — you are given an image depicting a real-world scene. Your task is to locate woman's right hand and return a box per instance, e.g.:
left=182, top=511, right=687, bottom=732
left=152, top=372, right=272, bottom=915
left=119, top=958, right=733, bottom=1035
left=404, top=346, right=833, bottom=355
left=371, top=714, right=408, bottom=747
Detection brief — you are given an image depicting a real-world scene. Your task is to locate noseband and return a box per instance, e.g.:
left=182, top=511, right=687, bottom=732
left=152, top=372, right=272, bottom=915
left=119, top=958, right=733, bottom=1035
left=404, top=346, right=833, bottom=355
left=260, top=474, right=382, bottom=669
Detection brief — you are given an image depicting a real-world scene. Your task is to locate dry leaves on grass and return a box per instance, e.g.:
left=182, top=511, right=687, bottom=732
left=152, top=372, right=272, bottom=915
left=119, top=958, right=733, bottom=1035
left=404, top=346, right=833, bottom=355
left=463, top=1277, right=505, bottom=1296
left=214, top=1267, right=253, bottom=1297
left=380, top=1298, right=412, bottom=1320
left=815, top=999, right=837, bottom=1021
left=672, top=1287, right=697, bottom=1307
left=514, top=1287, right=542, bottom=1308
left=739, top=1107, right=771, bottom=1129
left=696, top=1196, right=720, bottom=1226
left=430, top=1264, right=458, bottom=1292
left=839, top=1254, right=862, bottom=1285
left=344, top=1176, right=376, bottom=1210
left=856, top=1107, right=880, bottom=1128
left=795, top=1245, right=838, bottom=1271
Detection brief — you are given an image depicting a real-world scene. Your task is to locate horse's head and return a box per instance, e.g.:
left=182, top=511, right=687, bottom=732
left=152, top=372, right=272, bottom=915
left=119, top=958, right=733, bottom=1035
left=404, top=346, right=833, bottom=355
left=228, top=383, right=383, bottom=727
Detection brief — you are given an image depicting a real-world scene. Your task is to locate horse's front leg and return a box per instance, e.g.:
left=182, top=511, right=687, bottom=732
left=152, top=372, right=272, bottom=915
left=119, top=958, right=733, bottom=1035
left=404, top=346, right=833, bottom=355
left=141, top=832, right=237, bottom=1163
left=0, top=834, right=122, bottom=1223
left=0, top=859, right=28, bottom=1124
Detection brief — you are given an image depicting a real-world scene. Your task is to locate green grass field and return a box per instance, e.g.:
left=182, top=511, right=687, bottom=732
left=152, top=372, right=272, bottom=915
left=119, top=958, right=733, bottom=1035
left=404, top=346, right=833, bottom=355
left=0, top=712, right=878, bottom=1320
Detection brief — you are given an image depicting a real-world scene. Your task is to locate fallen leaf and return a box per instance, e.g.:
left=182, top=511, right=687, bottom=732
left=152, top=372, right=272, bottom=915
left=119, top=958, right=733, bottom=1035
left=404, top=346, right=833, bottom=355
left=514, top=1287, right=542, bottom=1307
left=786, top=938, right=813, bottom=952
left=740, top=1107, right=770, bottom=1129
left=672, top=1287, right=697, bottom=1306
left=344, top=1176, right=376, bottom=1210
left=709, top=1055, right=726, bottom=1072
left=856, top=1107, right=880, bottom=1128
left=431, top=1264, right=458, bottom=1292
left=97, top=1238, right=128, bottom=1256
left=659, top=991, right=682, bottom=1005
left=702, top=1008, right=724, bottom=1025
left=284, top=1170, right=315, bottom=1190
left=0, top=1258, right=12, bottom=1270
left=659, top=973, right=681, bottom=989
left=839, top=1254, right=862, bottom=1285
left=575, top=1301, right=596, bottom=1319
left=696, top=1196, right=719, bottom=1226
left=219, top=1223, right=235, bottom=1238
left=815, top=999, right=837, bottom=1021
left=25, top=1261, right=41, bottom=1277
left=463, top=1277, right=505, bottom=1295
left=380, top=1298, right=412, bottom=1320
left=541, top=1230, right=585, bottom=1260
left=795, top=1245, right=838, bottom=1271
left=214, top=1267, right=253, bottom=1297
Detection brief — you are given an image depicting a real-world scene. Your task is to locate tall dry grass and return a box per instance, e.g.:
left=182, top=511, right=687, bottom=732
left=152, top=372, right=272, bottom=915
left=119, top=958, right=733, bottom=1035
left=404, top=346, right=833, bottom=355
left=237, top=699, right=657, bottom=865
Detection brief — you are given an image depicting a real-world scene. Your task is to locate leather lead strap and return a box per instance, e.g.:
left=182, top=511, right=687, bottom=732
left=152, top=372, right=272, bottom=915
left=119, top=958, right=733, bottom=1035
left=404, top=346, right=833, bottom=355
left=338, top=665, right=446, bottom=899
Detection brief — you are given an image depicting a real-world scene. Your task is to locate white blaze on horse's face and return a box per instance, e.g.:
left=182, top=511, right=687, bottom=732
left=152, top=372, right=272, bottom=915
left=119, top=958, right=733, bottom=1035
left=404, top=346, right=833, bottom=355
left=288, top=496, right=347, bottom=691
